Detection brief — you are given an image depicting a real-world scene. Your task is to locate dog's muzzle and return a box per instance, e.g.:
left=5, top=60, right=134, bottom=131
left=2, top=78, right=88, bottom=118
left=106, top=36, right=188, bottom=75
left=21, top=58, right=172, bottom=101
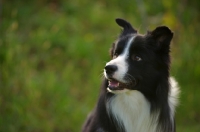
left=104, top=65, right=138, bottom=91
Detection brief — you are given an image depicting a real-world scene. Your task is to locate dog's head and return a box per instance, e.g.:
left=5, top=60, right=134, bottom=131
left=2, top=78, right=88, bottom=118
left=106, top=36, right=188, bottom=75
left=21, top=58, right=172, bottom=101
left=104, top=18, right=173, bottom=94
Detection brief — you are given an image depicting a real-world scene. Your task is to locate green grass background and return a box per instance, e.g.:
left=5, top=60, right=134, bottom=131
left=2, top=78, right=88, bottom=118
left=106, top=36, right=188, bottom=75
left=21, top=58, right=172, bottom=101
left=1, top=0, right=200, bottom=131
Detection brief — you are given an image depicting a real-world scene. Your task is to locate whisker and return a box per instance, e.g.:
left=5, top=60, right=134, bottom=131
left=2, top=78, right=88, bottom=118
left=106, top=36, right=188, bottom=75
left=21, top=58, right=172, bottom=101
left=98, top=72, right=105, bottom=79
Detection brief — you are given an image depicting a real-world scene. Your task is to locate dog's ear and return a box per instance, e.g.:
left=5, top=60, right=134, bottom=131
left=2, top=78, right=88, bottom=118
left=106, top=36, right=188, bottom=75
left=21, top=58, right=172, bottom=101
left=148, top=26, right=173, bottom=49
left=115, top=18, right=137, bottom=35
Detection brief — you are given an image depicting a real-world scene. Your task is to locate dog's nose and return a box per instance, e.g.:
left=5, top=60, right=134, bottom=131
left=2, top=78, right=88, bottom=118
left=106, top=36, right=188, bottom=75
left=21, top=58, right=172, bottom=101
left=105, top=65, right=118, bottom=75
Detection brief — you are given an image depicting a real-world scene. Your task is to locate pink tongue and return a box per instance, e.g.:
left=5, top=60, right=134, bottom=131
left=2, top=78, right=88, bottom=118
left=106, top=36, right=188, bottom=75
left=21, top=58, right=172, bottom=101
left=109, top=80, right=119, bottom=87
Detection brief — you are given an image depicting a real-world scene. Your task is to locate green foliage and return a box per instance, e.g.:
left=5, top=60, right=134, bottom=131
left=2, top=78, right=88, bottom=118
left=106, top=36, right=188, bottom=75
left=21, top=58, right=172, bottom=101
left=1, top=0, right=200, bottom=131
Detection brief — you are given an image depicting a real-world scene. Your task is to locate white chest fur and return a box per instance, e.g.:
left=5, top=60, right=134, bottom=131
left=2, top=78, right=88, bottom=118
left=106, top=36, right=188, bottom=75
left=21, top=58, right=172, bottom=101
left=106, top=77, right=179, bottom=132
left=107, top=90, right=158, bottom=132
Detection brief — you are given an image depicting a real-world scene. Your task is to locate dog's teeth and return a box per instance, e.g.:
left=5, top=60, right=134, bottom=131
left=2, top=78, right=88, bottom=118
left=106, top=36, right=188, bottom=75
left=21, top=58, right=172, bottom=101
left=108, top=80, right=120, bottom=88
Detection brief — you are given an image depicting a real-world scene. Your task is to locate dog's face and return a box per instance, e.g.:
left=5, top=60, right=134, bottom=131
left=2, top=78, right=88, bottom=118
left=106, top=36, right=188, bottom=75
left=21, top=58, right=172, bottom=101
left=104, top=18, right=173, bottom=94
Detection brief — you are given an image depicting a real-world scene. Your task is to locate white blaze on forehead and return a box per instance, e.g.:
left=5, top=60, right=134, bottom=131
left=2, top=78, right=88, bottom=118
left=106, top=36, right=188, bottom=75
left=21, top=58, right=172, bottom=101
left=105, top=35, right=135, bottom=83
left=123, top=36, right=134, bottom=58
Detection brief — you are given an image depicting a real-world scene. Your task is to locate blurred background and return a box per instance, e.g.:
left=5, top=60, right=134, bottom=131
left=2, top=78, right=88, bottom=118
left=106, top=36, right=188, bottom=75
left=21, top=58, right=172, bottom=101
left=1, top=0, right=200, bottom=131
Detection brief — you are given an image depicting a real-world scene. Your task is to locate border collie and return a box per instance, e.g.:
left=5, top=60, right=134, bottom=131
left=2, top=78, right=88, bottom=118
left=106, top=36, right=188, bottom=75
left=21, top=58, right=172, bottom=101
left=82, top=18, right=179, bottom=132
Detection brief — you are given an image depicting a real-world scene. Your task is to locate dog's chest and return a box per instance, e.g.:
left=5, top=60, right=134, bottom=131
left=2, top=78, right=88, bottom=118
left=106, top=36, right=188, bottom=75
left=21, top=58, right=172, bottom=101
left=107, top=91, right=158, bottom=132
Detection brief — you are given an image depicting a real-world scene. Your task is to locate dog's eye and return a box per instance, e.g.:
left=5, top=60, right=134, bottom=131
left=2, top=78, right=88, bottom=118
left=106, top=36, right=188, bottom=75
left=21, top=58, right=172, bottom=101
left=132, top=55, right=142, bottom=61
left=113, top=53, right=118, bottom=59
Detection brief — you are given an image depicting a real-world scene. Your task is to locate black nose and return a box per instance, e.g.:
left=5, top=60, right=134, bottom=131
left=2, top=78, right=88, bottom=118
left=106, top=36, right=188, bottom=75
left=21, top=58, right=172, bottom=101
left=105, top=65, right=118, bottom=75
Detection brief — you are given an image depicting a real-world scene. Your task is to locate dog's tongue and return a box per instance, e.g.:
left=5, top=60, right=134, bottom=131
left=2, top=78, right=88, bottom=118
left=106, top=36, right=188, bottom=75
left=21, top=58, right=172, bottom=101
left=109, top=80, right=119, bottom=87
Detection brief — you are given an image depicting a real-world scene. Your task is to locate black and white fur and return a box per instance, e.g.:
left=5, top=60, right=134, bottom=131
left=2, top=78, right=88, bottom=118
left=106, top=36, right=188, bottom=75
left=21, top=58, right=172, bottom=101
left=82, top=18, right=179, bottom=132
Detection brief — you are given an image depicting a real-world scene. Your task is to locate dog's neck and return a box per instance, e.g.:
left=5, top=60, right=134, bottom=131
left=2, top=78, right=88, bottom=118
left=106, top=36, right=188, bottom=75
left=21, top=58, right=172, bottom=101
left=107, top=90, right=158, bottom=132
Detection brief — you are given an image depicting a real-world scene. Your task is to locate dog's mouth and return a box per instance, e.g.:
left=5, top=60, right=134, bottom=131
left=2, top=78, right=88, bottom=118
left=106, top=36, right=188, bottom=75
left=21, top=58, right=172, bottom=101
left=108, top=78, right=130, bottom=90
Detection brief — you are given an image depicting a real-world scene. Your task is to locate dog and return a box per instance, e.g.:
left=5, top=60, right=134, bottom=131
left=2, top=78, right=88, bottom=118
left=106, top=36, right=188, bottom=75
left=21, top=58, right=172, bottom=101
left=82, top=18, right=179, bottom=132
